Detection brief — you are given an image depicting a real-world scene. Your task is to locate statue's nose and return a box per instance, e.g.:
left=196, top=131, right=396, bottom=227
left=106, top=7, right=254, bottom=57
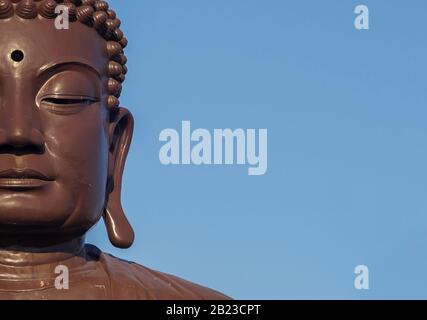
left=0, top=124, right=45, bottom=155
left=0, top=105, right=45, bottom=155
left=0, top=127, right=44, bottom=150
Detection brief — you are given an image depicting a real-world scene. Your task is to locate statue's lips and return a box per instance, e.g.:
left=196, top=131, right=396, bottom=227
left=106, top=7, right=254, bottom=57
left=0, top=169, right=54, bottom=189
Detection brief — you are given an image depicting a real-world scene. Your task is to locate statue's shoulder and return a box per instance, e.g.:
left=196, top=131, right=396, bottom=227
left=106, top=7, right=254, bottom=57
left=85, top=244, right=230, bottom=300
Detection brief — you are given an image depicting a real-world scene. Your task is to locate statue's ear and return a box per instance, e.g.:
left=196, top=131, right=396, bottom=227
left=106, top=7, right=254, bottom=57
left=103, top=107, right=135, bottom=249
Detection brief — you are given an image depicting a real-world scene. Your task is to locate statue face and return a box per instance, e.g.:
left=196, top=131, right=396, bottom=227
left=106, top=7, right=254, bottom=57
left=0, top=17, right=112, bottom=239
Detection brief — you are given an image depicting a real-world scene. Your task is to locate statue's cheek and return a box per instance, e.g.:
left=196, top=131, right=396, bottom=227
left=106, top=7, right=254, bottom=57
left=38, top=104, right=109, bottom=210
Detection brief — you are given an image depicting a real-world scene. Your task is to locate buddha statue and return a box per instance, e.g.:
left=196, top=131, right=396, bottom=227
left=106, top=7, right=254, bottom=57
left=0, top=0, right=229, bottom=300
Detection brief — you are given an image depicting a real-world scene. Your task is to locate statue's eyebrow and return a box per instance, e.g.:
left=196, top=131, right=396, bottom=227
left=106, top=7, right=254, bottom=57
left=37, top=58, right=101, bottom=79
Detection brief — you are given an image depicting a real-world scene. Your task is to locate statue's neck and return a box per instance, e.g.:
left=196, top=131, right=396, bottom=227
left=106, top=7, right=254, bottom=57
left=0, top=237, right=85, bottom=267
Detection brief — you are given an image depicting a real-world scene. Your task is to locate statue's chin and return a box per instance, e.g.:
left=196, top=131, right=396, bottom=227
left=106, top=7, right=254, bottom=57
left=0, top=183, right=103, bottom=237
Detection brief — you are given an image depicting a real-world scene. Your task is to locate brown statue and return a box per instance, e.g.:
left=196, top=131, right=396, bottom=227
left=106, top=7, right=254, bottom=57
left=0, top=0, right=229, bottom=300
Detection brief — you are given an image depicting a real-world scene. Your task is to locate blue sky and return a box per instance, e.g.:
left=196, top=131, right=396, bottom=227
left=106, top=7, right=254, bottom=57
left=87, top=0, right=427, bottom=299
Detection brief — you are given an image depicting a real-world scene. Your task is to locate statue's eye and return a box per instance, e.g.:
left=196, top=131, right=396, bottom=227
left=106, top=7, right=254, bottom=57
left=42, top=97, right=95, bottom=106
left=37, top=71, right=101, bottom=111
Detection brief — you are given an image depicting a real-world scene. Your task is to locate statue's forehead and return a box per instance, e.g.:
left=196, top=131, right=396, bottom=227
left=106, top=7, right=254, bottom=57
left=0, top=17, right=108, bottom=77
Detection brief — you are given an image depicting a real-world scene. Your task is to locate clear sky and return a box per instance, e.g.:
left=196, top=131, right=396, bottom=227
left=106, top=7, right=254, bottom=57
left=87, top=0, right=427, bottom=299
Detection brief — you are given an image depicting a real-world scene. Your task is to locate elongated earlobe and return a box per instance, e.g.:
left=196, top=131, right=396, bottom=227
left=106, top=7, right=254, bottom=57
left=103, top=107, right=135, bottom=249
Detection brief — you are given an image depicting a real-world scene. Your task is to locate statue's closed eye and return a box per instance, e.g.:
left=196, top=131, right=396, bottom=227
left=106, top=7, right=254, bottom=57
left=37, top=70, right=101, bottom=113
left=42, top=97, right=97, bottom=106
left=39, top=95, right=100, bottom=115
